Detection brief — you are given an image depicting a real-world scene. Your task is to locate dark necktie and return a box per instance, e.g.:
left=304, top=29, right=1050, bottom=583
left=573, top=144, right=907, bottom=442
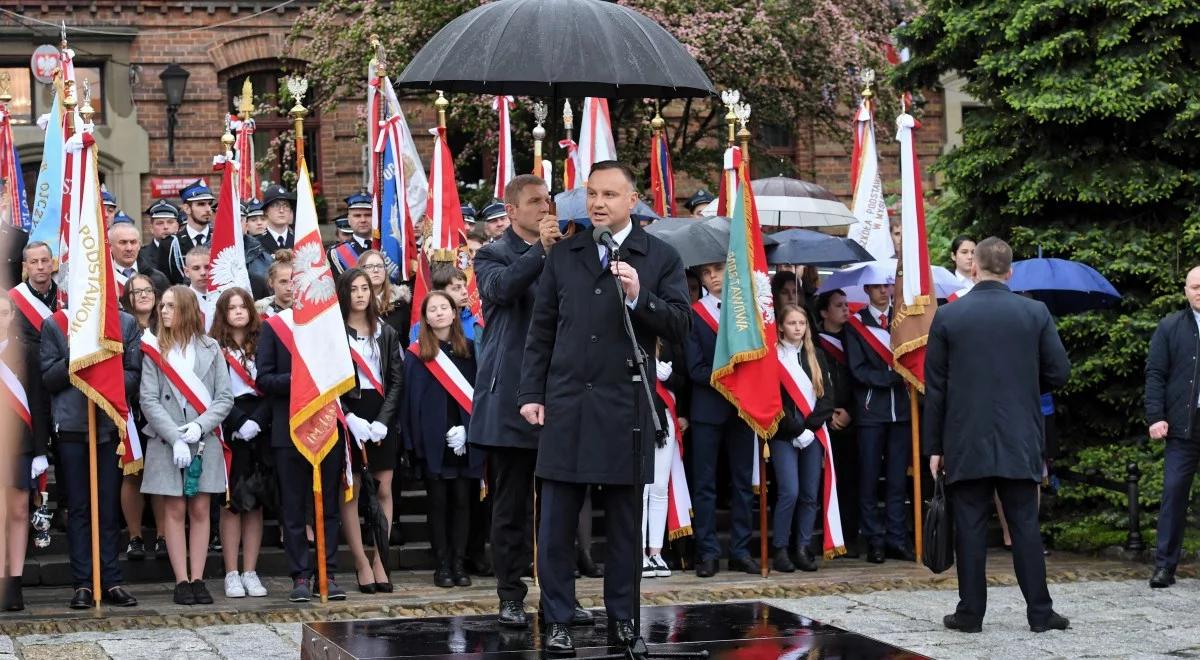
left=600, top=246, right=610, bottom=269
left=195, top=233, right=206, bottom=246
left=121, top=267, right=134, bottom=279
left=277, top=235, right=287, bottom=248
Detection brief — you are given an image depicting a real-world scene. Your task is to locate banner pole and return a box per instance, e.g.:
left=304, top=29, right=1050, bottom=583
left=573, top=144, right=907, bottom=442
left=910, top=385, right=923, bottom=563
left=759, top=437, right=769, bottom=578
left=314, top=465, right=328, bottom=603
left=87, top=401, right=101, bottom=610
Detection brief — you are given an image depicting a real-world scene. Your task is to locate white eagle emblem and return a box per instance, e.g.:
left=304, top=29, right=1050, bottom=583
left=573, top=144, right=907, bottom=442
left=754, top=271, right=775, bottom=326
left=209, top=245, right=248, bottom=291
left=291, top=242, right=336, bottom=310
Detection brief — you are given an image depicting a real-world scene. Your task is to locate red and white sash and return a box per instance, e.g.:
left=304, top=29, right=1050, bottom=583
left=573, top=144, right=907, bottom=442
left=9, top=283, right=53, bottom=332
left=777, top=345, right=845, bottom=558
left=222, top=348, right=261, bottom=396
left=946, top=284, right=972, bottom=303
left=408, top=344, right=473, bottom=414
left=655, top=379, right=693, bottom=540
left=141, top=330, right=228, bottom=488
left=349, top=340, right=386, bottom=394
left=847, top=312, right=893, bottom=366
left=0, top=349, right=31, bottom=430
left=691, top=296, right=719, bottom=334
left=817, top=332, right=845, bottom=366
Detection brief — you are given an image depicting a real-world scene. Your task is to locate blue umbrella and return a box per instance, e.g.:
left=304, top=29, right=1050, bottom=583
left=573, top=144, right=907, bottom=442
left=1008, top=258, right=1120, bottom=315
left=553, top=188, right=661, bottom=230
left=766, top=228, right=874, bottom=266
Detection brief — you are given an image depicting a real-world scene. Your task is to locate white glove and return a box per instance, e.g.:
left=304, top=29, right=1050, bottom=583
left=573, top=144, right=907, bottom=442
left=30, top=455, right=48, bottom=479
left=236, top=420, right=261, bottom=441
left=445, top=425, right=467, bottom=456
left=792, top=429, right=816, bottom=450
left=656, top=360, right=673, bottom=382
left=172, top=440, right=192, bottom=468
left=345, top=413, right=373, bottom=448
left=368, top=421, right=388, bottom=443
left=178, top=422, right=202, bottom=444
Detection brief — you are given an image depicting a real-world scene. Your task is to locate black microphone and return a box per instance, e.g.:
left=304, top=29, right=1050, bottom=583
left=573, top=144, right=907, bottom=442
left=593, top=224, right=619, bottom=254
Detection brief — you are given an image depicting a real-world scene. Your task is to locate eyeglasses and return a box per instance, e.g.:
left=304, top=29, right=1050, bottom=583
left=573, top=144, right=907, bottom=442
left=361, top=264, right=386, bottom=272
left=129, top=288, right=155, bottom=297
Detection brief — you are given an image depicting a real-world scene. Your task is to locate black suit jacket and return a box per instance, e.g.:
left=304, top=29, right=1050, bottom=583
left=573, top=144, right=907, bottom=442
left=255, top=320, right=294, bottom=450
left=257, top=230, right=295, bottom=258
left=845, top=307, right=910, bottom=426
left=518, top=224, right=691, bottom=485
left=159, top=228, right=212, bottom=285
left=469, top=228, right=548, bottom=450
left=922, top=280, right=1071, bottom=484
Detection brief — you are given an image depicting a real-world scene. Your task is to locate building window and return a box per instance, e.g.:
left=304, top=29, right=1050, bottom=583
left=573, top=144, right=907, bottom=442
left=760, top=123, right=794, bottom=149
left=226, top=71, right=319, bottom=192
left=1, top=65, right=103, bottom=125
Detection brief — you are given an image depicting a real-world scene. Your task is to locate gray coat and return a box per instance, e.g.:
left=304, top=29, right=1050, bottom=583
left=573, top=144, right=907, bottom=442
left=139, top=335, right=234, bottom=496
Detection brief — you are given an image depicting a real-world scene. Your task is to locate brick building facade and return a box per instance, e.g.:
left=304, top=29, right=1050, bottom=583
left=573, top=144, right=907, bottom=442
left=2, top=1, right=971, bottom=234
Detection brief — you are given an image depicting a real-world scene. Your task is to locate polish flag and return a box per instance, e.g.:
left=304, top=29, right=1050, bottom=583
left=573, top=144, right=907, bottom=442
left=574, top=98, right=616, bottom=187
left=493, top=96, right=515, bottom=200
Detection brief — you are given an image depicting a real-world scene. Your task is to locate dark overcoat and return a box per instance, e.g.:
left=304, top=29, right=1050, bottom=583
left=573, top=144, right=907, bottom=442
left=254, top=320, right=295, bottom=451
left=469, top=228, right=548, bottom=450
left=401, top=343, right=483, bottom=478
left=922, top=280, right=1071, bottom=484
left=845, top=307, right=910, bottom=426
left=684, top=307, right=735, bottom=426
left=517, top=224, right=690, bottom=485
left=1145, top=308, right=1200, bottom=439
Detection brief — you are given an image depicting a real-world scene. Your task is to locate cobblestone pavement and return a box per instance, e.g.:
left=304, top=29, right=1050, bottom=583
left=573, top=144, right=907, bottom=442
left=0, top=552, right=1184, bottom=658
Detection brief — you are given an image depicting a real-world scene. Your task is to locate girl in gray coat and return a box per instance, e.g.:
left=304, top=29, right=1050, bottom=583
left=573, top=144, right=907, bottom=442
left=139, top=286, right=233, bottom=605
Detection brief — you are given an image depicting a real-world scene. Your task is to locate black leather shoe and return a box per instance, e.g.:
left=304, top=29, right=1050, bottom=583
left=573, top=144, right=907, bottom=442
left=545, top=623, right=575, bottom=655
left=796, top=547, right=818, bottom=572
left=434, top=563, right=454, bottom=588
left=357, top=581, right=377, bottom=594
left=69, top=587, right=94, bottom=610
left=772, top=548, right=795, bottom=573
left=695, top=558, right=718, bottom=578
left=885, top=544, right=916, bottom=562
left=498, top=600, right=528, bottom=628
left=2, top=576, right=23, bottom=612
left=866, top=544, right=886, bottom=564
left=943, top=613, right=982, bottom=633
left=452, top=558, right=472, bottom=587
left=374, top=581, right=394, bottom=593
left=1030, top=611, right=1070, bottom=633
left=103, top=585, right=137, bottom=607
left=571, top=602, right=595, bottom=626
left=577, top=549, right=603, bottom=578
left=729, top=556, right=760, bottom=575
left=609, top=619, right=637, bottom=645
left=1150, top=567, right=1176, bottom=588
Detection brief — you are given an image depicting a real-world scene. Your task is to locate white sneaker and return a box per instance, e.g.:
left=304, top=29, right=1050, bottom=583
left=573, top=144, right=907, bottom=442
left=241, top=571, right=268, bottom=597
left=224, top=571, right=246, bottom=598
left=651, top=554, right=671, bottom=578
left=642, top=555, right=656, bottom=578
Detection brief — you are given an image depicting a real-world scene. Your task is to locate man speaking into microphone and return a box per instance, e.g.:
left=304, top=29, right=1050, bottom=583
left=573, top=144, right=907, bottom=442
left=519, top=161, right=691, bottom=654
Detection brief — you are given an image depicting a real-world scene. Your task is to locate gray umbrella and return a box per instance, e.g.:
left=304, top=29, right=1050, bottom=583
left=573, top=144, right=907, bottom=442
left=646, top=217, right=776, bottom=269
left=395, top=0, right=715, bottom=99
left=700, top=176, right=856, bottom=228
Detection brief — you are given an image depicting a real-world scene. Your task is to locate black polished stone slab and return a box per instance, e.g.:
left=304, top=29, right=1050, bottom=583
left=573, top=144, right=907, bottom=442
left=301, top=601, right=928, bottom=659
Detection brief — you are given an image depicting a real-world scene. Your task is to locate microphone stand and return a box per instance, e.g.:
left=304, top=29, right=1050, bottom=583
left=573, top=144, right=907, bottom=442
left=592, top=241, right=708, bottom=660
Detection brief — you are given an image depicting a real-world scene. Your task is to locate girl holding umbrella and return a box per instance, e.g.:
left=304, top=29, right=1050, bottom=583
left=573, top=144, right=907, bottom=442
left=337, top=268, right=404, bottom=593
left=139, top=286, right=233, bottom=605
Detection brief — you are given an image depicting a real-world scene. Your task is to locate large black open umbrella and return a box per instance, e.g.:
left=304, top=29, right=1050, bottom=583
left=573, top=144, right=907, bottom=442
left=766, top=228, right=874, bottom=266
left=395, top=0, right=715, bottom=99
left=646, top=217, right=777, bottom=269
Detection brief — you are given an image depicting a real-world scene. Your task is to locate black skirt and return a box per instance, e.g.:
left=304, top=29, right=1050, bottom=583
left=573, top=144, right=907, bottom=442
left=347, top=389, right=399, bottom=472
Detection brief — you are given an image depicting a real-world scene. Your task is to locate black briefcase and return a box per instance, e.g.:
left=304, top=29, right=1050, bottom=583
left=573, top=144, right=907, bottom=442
left=922, top=475, right=955, bottom=573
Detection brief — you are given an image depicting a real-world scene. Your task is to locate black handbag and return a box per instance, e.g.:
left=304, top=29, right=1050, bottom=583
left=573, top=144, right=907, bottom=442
left=922, top=474, right=955, bottom=573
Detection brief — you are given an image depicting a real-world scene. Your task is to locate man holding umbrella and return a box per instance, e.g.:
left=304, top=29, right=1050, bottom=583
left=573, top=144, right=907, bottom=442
left=519, top=161, right=690, bottom=653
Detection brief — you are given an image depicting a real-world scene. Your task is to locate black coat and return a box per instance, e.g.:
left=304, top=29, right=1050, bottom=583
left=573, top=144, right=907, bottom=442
left=159, top=228, right=212, bottom=285
left=39, top=311, right=142, bottom=437
left=257, top=229, right=295, bottom=258
left=1145, top=308, right=1200, bottom=439
left=342, top=323, right=404, bottom=427
left=469, top=228, right=548, bottom=450
left=817, top=328, right=854, bottom=411
left=518, top=224, right=691, bottom=485
left=219, top=351, right=271, bottom=442
left=255, top=320, right=295, bottom=450
left=923, top=280, right=1071, bottom=484
left=770, top=346, right=835, bottom=443
left=685, top=306, right=735, bottom=426
left=845, top=307, right=910, bottom=426
left=402, top=343, right=483, bottom=478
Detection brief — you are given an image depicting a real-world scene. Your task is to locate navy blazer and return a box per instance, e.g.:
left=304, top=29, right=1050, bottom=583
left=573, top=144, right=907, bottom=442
left=401, top=343, right=483, bottom=479
left=684, top=307, right=734, bottom=425
left=845, top=307, right=910, bottom=426
left=254, top=320, right=296, bottom=451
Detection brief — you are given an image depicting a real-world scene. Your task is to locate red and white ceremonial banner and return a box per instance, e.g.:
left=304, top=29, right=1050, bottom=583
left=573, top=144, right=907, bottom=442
left=208, top=156, right=252, bottom=296
left=715, top=146, right=741, bottom=217
left=848, top=96, right=893, bottom=260
left=277, top=158, right=355, bottom=482
left=559, top=137, right=579, bottom=190
left=426, top=126, right=467, bottom=253
left=574, top=98, right=616, bottom=188
left=891, top=112, right=937, bottom=392
left=655, top=380, right=693, bottom=541
left=492, top=96, right=515, bottom=200
left=230, top=115, right=259, bottom=202
left=63, top=129, right=135, bottom=466
left=777, top=345, right=845, bottom=558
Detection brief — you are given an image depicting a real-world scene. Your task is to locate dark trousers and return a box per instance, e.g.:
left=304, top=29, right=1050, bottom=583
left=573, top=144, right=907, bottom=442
left=1156, top=426, right=1200, bottom=569
left=274, top=446, right=343, bottom=580
left=831, top=427, right=860, bottom=549
left=769, top=438, right=823, bottom=549
left=539, top=479, right=639, bottom=623
left=58, top=435, right=123, bottom=589
left=857, top=423, right=910, bottom=549
left=427, top=477, right=471, bottom=563
left=691, top=418, right=755, bottom=560
left=950, top=477, right=1052, bottom=625
left=488, top=446, right=537, bottom=602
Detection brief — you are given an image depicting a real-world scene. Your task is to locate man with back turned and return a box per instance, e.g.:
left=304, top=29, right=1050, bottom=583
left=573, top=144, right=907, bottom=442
left=924, top=237, right=1071, bottom=634
left=518, top=161, right=690, bottom=654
